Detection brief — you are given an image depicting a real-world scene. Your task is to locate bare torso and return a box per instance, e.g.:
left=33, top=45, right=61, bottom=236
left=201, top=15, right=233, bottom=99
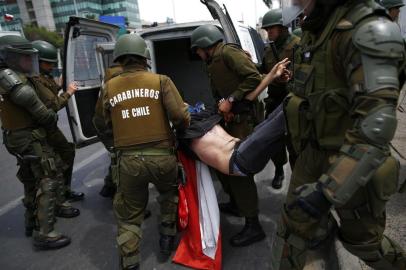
left=190, top=125, right=239, bottom=175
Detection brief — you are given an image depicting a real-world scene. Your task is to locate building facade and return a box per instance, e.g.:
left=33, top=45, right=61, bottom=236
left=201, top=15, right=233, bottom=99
left=0, top=0, right=22, bottom=31
left=1, top=0, right=141, bottom=32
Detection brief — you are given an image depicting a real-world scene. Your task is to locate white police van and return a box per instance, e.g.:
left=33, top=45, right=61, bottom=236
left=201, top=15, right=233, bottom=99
left=63, top=0, right=265, bottom=147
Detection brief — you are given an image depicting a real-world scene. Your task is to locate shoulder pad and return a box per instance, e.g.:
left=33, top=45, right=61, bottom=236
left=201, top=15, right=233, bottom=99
left=353, top=18, right=404, bottom=58
left=345, top=1, right=387, bottom=26
left=0, top=68, right=23, bottom=93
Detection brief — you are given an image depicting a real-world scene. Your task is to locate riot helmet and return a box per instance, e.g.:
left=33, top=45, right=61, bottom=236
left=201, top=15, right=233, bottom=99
left=113, top=34, right=151, bottom=63
left=0, top=35, right=39, bottom=76
left=32, top=40, right=58, bottom=63
left=262, top=9, right=284, bottom=29
left=190, top=24, right=223, bottom=50
left=380, top=0, right=405, bottom=9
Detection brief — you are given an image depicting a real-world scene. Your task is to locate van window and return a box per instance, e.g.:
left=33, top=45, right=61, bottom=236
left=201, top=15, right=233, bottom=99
left=102, top=51, right=115, bottom=71
left=73, top=35, right=108, bottom=87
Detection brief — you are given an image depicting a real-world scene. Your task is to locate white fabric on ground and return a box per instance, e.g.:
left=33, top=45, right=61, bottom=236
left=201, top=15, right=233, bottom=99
left=196, top=161, right=220, bottom=259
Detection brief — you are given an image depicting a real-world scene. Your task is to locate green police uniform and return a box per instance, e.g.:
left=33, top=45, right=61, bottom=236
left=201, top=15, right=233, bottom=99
left=275, top=1, right=406, bottom=269
left=207, top=42, right=261, bottom=217
left=0, top=36, right=70, bottom=249
left=31, top=40, right=83, bottom=201
left=93, top=65, right=123, bottom=197
left=261, top=31, right=300, bottom=185
left=30, top=74, right=76, bottom=194
left=103, top=34, right=190, bottom=269
left=190, top=23, right=265, bottom=246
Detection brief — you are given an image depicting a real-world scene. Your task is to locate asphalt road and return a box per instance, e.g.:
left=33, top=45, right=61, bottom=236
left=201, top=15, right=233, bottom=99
left=0, top=110, right=290, bottom=270
left=0, top=103, right=405, bottom=270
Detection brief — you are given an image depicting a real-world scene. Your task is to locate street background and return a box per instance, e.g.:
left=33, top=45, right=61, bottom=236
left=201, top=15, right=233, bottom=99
left=0, top=91, right=405, bottom=269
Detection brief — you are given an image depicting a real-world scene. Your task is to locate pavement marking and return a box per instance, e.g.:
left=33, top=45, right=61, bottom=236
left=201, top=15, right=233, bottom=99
left=0, top=196, right=22, bottom=216
left=72, top=148, right=107, bottom=172
left=83, top=177, right=104, bottom=188
left=0, top=148, right=107, bottom=216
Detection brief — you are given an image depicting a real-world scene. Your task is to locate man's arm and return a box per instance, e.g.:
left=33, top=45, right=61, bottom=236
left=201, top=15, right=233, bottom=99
left=161, top=76, right=190, bottom=130
left=0, top=69, right=57, bottom=128
left=101, top=84, right=113, bottom=130
left=223, top=46, right=262, bottom=101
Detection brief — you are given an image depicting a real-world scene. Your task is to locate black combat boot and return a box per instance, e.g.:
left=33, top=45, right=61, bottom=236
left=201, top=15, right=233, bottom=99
left=219, top=201, right=241, bottom=217
left=99, top=184, right=116, bottom=198
left=271, top=167, right=285, bottom=189
left=159, top=234, right=175, bottom=255
left=65, top=190, right=85, bottom=202
left=56, top=205, right=80, bottom=218
left=33, top=233, right=71, bottom=250
left=229, top=216, right=266, bottom=247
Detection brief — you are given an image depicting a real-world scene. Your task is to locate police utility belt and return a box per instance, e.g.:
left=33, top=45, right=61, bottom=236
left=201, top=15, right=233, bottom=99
left=118, top=147, right=175, bottom=157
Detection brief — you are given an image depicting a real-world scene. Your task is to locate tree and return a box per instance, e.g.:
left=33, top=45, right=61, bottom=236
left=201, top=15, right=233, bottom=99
left=23, top=25, right=64, bottom=48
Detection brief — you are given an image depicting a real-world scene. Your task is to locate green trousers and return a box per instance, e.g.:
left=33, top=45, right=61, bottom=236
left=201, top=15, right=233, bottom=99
left=219, top=113, right=259, bottom=217
left=93, top=115, right=116, bottom=189
left=47, top=127, right=75, bottom=193
left=274, top=145, right=406, bottom=270
left=4, top=128, right=65, bottom=237
left=113, top=152, right=178, bottom=268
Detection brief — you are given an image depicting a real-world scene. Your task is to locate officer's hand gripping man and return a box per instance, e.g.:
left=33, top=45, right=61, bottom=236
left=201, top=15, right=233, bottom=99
left=0, top=35, right=71, bottom=250
left=273, top=0, right=406, bottom=269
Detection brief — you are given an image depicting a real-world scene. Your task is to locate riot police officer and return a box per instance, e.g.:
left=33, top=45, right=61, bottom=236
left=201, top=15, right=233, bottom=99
left=190, top=24, right=266, bottom=247
left=31, top=40, right=85, bottom=203
left=272, top=0, right=406, bottom=269
left=0, top=35, right=71, bottom=249
left=102, top=34, right=190, bottom=270
left=260, top=9, right=300, bottom=189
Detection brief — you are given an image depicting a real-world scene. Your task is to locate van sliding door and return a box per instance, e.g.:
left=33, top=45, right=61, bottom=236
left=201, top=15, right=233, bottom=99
left=63, top=17, right=119, bottom=147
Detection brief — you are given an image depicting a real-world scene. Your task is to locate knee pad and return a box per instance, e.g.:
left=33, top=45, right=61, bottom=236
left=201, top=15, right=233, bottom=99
left=117, top=224, right=142, bottom=256
left=342, top=235, right=406, bottom=269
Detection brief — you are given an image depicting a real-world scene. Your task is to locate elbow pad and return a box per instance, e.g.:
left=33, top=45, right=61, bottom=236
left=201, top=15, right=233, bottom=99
left=359, top=104, right=397, bottom=146
left=319, top=144, right=387, bottom=207
left=9, top=84, right=57, bottom=127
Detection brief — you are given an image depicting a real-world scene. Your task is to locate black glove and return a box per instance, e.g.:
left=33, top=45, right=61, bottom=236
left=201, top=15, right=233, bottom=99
left=289, top=182, right=331, bottom=219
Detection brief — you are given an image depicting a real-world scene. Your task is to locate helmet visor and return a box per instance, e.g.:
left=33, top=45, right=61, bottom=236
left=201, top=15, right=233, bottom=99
left=281, top=0, right=306, bottom=25
left=4, top=47, right=39, bottom=77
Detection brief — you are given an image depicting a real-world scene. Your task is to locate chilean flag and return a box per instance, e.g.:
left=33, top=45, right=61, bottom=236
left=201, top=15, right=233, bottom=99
left=4, top=14, right=14, bottom=22
left=173, top=151, right=222, bottom=270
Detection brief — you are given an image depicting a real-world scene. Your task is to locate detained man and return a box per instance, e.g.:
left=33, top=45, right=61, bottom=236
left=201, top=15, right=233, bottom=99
left=178, top=58, right=291, bottom=176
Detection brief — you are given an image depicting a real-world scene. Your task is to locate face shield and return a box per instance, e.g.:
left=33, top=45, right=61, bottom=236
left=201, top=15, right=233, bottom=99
left=281, top=0, right=308, bottom=26
left=4, top=46, right=39, bottom=77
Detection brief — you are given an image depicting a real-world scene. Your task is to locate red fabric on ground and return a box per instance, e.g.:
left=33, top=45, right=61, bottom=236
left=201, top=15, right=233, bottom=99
left=173, top=151, right=222, bottom=270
